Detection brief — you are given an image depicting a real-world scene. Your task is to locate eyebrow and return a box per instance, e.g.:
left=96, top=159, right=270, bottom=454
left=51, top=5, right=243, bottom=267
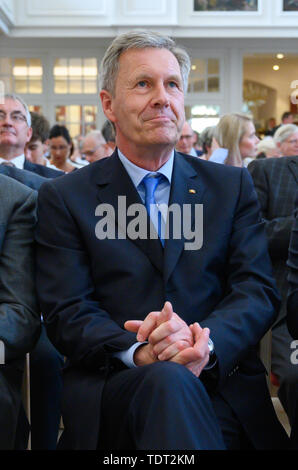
left=132, top=72, right=182, bottom=84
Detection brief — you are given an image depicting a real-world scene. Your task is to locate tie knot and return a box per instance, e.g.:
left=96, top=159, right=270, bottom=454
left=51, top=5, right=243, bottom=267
left=142, top=173, right=163, bottom=196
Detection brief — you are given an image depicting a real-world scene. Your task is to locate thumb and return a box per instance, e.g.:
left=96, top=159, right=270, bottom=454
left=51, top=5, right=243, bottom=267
left=158, top=301, right=173, bottom=326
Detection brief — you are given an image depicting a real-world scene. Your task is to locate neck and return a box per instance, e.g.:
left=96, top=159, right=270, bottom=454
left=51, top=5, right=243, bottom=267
left=0, top=146, right=23, bottom=160
left=117, top=143, right=174, bottom=171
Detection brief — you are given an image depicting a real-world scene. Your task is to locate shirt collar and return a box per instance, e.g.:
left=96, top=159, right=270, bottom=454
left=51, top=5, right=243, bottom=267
left=0, top=154, right=25, bottom=169
left=117, top=148, right=174, bottom=189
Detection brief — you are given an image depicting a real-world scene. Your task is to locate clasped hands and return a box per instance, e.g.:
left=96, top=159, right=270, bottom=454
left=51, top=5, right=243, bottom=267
left=124, top=301, right=211, bottom=377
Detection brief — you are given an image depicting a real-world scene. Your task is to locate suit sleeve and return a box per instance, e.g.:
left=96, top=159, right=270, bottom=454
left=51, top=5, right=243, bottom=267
left=200, top=168, right=280, bottom=387
left=0, top=189, right=40, bottom=361
left=248, top=160, right=294, bottom=260
left=35, top=181, right=137, bottom=371
left=287, top=197, right=298, bottom=338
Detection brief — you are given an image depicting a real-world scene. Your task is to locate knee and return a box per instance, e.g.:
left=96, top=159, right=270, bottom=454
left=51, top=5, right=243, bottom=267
left=140, top=361, right=204, bottom=393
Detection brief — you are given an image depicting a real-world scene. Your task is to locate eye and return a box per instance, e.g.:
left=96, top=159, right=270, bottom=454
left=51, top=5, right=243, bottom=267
left=168, top=81, right=178, bottom=88
left=136, top=80, right=148, bottom=88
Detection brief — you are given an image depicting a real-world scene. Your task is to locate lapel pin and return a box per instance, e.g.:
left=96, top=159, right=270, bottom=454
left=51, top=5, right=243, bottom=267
left=189, top=189, right=196, bottom=194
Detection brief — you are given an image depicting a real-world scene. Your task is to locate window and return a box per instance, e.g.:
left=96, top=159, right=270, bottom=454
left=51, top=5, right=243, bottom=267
left=54, top=58, right=98, bottom=94
left=55, top=105, right=97, bottom=137
left=0, top=58, right=43, bottom=94
left=28, top=105, right=43, bottom=114
left=185, top=104, right=220, bottom=133
left=188, top=58, right=220, bottom=93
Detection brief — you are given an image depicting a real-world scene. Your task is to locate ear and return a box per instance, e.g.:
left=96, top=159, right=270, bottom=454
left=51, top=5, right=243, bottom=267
left=100, top=90, right=116, bottom=123
left=26, top=127, right=33, bottom=144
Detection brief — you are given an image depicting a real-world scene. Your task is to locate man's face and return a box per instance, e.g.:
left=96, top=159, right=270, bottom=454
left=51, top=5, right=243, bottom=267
left=176, top=122, right=194, bottom=154
left=100, top=48, right=185, bottom=155
left=25, top=138, right=48, bottom=164
left=81, top=135, right=109, bottom=163
left=279, top=130, right=298, bottom=156
left=0, top=98, right=32, bottom=156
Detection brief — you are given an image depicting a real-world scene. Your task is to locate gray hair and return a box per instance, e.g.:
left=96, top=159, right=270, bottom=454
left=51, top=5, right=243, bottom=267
left=4, top=93, right=31, bottom=127
left=84, top=130, right=106, bottom=143
left=200, top=126, right=215, bottom=153
left=274, top=124, right=298, bottom=144
left=257, top=136, right=277, bottom=153
left=99, top=30, right=191, bottom=95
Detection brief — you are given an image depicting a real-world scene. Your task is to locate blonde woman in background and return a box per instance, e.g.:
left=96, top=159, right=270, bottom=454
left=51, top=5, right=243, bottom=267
left=210, top=113, right=260, bottom=167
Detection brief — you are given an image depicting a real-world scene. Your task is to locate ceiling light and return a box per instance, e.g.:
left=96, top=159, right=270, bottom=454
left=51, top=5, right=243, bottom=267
left=273, top=65, right=280, bottom=71
left=276, top=54, right=284, bottom=59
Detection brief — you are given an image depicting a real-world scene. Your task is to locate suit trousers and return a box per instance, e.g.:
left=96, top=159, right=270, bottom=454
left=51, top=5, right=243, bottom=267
left=99, top=361, right=227, bottom=450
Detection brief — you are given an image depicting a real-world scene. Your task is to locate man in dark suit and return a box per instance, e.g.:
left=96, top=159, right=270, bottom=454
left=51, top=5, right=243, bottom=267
left=287, top=193, right=298, bottom=338
left=0, top=164, right=47, bottom=191
left=0, top=174, right=40, bottom=449
left=36, top=30, right=289, bottom=450
left=0, top=94, right=63, bottom=178
left=0, top=94, right=64, bottom=449
left=248, top=156, right=298, bottom=444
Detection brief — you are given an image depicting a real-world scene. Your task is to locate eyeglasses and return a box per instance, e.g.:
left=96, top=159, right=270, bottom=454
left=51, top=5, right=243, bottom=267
left=0, top=111, right=28, bottom=124
left=179, top=135, right=193, bottom=141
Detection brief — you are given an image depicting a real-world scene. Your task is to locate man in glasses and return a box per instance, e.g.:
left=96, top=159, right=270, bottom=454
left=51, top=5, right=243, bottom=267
left=0, top=94, right=62, bottom=178
left=81, top=130, right=111, bottom=163
left=176, top=120, right=199, bottom=157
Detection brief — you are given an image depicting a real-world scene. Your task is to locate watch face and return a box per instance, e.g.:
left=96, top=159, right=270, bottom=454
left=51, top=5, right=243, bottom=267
left=208, top=338, right=214, bottom=354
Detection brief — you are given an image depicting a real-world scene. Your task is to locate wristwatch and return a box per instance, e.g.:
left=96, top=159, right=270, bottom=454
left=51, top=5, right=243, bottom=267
left=208, top=338, right=215, bottom=356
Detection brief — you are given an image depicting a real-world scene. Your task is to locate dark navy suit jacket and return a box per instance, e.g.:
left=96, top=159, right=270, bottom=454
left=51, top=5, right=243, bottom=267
left=23, top=159, right=64, bottom=179
left=35, top=150, right=288, bottom=449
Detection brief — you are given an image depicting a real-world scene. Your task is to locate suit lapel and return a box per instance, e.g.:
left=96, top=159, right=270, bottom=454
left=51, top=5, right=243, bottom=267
left=95, top=151, right=163, bottom=274
left=163, top=153, right=206, bottom=283
left=288, top=158, right=298, bottom=185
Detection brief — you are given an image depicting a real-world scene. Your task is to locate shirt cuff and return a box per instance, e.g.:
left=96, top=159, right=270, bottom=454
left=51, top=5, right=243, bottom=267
left=113, top=342, right=147, bottom=368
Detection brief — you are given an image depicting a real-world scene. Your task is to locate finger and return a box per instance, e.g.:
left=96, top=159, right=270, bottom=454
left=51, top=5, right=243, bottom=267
left=124, top=320, right=143, bottom=333
left=149, top=315, right=193, bottom=348
left=157, top=339, right=191, bottom=361
left=158, top=301, right=173, bottom=326
left=136, top=311, right=159, bottom=342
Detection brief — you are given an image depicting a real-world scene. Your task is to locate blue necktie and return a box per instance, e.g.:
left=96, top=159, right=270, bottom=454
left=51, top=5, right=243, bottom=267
left=142, top=174, right=164, bottom=245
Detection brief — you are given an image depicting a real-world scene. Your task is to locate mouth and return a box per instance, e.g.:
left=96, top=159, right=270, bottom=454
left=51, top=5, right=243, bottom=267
left=0, top=129, right=16, bottom=136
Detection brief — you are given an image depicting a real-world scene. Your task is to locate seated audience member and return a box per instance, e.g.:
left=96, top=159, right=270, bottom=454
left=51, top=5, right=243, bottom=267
left=264, top=117, right=277, bottom=137
left=25, top=112, right=53, bottom=168
left=0, top=174, right=40, bottom=449
left=101, top=120, right=116, bottom=153
left=273, top=124, right=298, bottom=157
left=176, top=121, right=199, bottom=157
left=271, top=112, right=295, bottom=136
left=0, top=94, right=63, bottom=178
left=287, top=193, right=298, bottom=338
left=248, top=156, right=298, bottom=446
left=35, top=30, right=289, bottom=451
left=69, top=136, right=89, bottom=168
left=199, top=126, right=215, bottom=160
left=49, top=125, right=76, bottom=173
left=256, top=137, right=281, bottom=159
left=210, top=113, right=259, bottom=167
left=81, top=130, right=111, bottom=163
left=0, top=94, right=64, bottom=450
left=192, top=130, right=203, bottom=156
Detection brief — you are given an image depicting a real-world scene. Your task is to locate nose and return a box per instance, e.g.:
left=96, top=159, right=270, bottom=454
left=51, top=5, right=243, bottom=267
left=151, top=81, right=170, bottom=107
